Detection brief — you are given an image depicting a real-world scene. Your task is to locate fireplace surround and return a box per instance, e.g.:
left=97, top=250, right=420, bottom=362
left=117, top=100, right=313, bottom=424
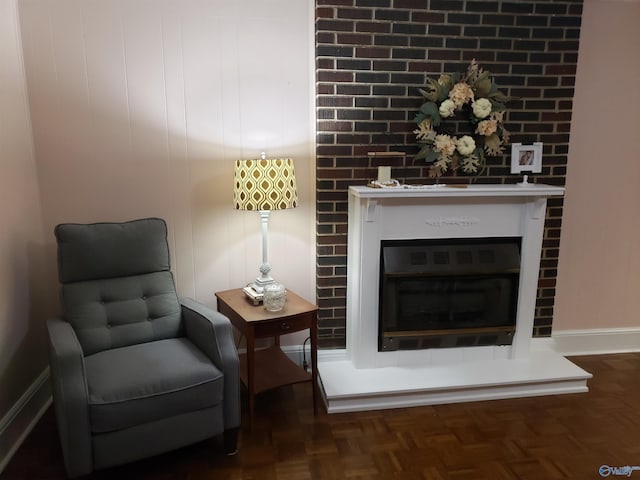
left=317, top=184, right=591, bottom=413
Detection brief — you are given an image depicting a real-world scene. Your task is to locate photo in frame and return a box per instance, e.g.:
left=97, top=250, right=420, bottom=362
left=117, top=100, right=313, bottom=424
left=510, top=142, right=543, bottom=174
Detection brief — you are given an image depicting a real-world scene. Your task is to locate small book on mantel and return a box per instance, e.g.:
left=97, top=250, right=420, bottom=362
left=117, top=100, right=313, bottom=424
left=366, top=151, right=407, bottom=157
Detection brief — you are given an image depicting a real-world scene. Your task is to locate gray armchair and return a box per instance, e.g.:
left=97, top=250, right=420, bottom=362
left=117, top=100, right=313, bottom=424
left=47, top=218, right=240, bottom=478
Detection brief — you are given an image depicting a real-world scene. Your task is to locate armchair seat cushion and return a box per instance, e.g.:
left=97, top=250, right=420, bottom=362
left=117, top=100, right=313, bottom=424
left=85, top=337, right=223, bottom=433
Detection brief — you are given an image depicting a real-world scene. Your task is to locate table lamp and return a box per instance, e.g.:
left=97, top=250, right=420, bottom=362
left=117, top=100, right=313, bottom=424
left=234, top=153, right=298, bottom=301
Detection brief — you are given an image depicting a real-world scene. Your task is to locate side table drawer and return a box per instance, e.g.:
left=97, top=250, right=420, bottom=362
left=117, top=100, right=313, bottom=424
left=253, top=314, right=310, bottom=337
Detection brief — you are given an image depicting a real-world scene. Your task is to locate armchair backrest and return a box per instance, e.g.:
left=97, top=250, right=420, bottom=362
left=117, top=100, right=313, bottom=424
left=55, top=218, right=182, bottom=355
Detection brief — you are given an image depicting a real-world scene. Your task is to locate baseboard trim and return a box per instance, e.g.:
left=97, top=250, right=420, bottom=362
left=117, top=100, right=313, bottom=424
left=551, top=327, right=640, bottom=356
left=0, top=368, right=52, bottom=474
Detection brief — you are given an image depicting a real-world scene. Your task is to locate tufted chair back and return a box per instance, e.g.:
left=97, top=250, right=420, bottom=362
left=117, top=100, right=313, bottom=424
left=55, top=218, right=182, bottom=355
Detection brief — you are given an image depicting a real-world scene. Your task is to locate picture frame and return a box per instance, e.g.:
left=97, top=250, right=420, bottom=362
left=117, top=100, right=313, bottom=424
left=510, top=142, right=543, bottom=174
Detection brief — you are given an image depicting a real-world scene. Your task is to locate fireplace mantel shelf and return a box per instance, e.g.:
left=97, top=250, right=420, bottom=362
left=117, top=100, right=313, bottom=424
left=350, top=183, right=564, bottom=199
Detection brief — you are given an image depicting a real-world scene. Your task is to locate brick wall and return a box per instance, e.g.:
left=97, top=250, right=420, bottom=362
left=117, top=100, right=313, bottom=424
left=315, top=0, right=583, bottom=348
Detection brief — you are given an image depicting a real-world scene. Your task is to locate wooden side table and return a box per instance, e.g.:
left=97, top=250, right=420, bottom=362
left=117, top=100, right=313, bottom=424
left=215, top=288, right=318, bottom=427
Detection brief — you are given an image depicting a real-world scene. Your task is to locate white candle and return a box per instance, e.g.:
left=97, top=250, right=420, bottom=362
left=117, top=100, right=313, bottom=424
left=377, top=166, right=391, bottom=183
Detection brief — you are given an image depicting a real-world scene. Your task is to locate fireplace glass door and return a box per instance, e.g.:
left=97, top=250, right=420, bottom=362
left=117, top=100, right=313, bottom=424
left=379, top=238, right=521, bottom=351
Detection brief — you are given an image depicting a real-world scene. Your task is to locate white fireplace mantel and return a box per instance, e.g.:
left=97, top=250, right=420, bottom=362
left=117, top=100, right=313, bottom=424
left=346, top=183, right=563, bottom=369
left=317, top=183, right=591, bottom=414
left=349, top=182, right=565, bottom=199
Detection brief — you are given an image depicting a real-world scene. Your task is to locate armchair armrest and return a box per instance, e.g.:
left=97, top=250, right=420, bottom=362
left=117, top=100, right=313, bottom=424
left=46, top=317, right=92, bottom=478
left=180, top=298, right=241, bottom=430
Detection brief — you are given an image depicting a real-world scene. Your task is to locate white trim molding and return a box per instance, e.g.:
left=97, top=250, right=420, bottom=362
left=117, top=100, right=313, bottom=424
left=552, top=328, right=640, bottom=356
left=0, top=368, right=52, bottom=474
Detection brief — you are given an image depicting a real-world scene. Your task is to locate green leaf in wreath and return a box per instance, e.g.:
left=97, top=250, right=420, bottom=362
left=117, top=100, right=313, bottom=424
left=474, top=78, right=492, bottom=98
left=418, top=76, right=441, bottom=102
left=418, top=88, right=435, bottom=102
left=435, top=77, right=451, bottom=102
left=477, top=70, right=490, bottom=81
left=424, top=149, right=440, bottom=163
left=490, top=100, right=506, bottom=112
left=414, top=144, right=431, bottom=160
left=419, top=102, right=441, bottom=126
left=489, top=91, right=510, bottom=104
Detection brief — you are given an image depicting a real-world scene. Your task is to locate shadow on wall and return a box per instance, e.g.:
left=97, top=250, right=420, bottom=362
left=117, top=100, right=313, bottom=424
left=0, top=237, right=56, bottom=420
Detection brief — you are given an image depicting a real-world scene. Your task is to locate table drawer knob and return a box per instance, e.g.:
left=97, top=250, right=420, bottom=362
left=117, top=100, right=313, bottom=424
left=280, top=322, right=291, bottom=331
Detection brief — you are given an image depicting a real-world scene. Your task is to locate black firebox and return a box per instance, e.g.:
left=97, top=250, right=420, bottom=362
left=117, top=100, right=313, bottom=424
left=379, top=237, right=521, bottom=351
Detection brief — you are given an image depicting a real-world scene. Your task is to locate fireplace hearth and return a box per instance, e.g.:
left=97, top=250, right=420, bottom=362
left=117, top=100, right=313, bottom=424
left=317, top=184, right=591, bottom=414
left=379, top=238, right=520, bottom=351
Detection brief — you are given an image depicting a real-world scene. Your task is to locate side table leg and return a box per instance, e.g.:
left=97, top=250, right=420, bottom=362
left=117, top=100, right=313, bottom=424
left=246, top=331, right=256, bottom=428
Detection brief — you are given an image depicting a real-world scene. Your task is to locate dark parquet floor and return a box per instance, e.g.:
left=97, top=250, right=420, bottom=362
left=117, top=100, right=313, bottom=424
left=2, top=353, right=640, bottom=480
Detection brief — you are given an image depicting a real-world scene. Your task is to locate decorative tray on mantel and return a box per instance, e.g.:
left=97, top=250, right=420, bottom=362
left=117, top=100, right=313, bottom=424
left=366, top=180, right=468, bottom=190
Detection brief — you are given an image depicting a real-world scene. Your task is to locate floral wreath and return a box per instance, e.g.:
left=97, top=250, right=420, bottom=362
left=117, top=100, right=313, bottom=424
left=413, top=60, right=511, bottom=178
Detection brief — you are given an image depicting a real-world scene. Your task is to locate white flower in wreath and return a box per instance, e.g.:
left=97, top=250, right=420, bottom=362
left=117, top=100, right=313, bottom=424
left=472, top=98, right=492, bottom=119
left=438, top=99, right=456, bottom=118
left=456, top=135, right=476, bottom=156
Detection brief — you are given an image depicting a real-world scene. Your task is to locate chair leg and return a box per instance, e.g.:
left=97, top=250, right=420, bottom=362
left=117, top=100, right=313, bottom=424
left=223, top=427, right=239, bottom=455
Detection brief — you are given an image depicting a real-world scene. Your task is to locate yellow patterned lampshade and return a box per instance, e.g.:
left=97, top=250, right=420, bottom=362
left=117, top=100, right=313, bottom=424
left=234, top=158, right=298, bottom=211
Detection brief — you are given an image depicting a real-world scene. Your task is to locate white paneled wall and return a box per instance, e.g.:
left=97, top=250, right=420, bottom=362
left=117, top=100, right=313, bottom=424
left=18, top=0, right=315, bottom=320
